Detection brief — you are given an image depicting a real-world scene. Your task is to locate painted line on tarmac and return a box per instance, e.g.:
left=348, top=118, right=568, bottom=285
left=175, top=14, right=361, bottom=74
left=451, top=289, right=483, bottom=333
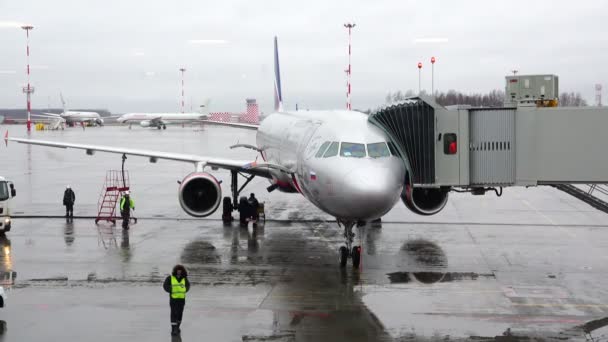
left=11, top=216, right=608, bottom=228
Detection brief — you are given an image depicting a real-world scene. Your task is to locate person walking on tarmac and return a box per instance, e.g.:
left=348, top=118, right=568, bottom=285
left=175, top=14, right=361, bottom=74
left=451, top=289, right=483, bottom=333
left=163, top=264, right=190, bottom=336
left=120, top=191, right=135, bottom=229
left=248, top=193, right=259, bottom=219
left=63, top=185, right=75, bottom=221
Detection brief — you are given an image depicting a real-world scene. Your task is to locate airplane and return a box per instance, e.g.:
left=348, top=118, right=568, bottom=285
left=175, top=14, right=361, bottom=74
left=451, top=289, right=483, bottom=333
left=33, top=93, right=104, bottom=127
left=116, top=100, right=211, bottom=129
left=6, top=37, right=448, bottom=268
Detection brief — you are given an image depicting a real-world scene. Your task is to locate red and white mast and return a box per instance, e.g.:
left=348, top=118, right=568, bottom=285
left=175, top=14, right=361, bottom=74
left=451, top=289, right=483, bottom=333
left=179, top=67, right=186, bottom=113
left=344, top=23, right=355, bottom=110
left=22, top=25, right=35, bottom=133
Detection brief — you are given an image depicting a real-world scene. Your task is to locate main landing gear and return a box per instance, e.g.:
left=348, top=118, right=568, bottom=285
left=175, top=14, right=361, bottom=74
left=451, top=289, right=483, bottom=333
left=338, top=220, right=361, bottom=269
left=222, top=170, right=257, bottom=225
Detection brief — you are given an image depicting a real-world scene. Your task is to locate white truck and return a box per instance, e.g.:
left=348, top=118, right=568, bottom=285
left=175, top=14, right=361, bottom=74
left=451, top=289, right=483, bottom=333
left=0, top=177, right=16, bottom=233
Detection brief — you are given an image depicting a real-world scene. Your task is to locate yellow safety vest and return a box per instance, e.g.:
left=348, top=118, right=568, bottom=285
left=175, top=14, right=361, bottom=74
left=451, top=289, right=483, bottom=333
left=170, top=276, right=186, bottom=299
left=120, top=197, right=134, bottom=211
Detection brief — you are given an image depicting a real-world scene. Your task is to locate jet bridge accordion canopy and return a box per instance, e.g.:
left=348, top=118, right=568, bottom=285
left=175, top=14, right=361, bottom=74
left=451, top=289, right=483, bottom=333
left=368, top=97, right=436, bottom=185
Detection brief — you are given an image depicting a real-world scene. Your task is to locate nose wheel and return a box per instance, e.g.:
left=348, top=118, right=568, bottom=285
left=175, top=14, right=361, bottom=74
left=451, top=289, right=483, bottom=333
left=338, top=220, right=361, bottom=269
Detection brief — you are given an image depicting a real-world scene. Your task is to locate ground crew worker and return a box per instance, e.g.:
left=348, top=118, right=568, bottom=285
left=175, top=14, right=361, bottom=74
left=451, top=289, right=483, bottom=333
left=163, top=264, right=190, bottom=336
left=120, top=191, right=134, bottom=229
left=63, top=185, right=75, bottom=221
left=248, top=193, right=259, bottom=219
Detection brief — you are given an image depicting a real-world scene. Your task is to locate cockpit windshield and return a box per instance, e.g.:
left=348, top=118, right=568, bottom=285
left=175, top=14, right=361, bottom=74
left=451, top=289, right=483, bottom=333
left=0, top=182, right=8, bottom=201
left=367, top=142, right=391, bottom=158
left=340, top=142, right=366, bottom=158
left=323, top=142, right=340, bottom=158
left=315, top=141, right=331, bottom=158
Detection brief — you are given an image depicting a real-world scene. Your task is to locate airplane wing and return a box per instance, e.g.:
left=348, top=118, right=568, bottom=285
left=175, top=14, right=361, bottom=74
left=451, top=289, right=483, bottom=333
left=41, top=112, right=63, bottom=117
left=202, top=120, right=259, bottom=130
left=31, top=114, right=65, bottom=120
left=5, top=136, right=288, bottom=178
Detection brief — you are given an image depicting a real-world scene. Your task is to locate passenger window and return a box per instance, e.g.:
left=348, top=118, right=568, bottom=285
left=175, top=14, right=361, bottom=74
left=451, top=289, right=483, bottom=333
left=323, top=142, right=339, bottom=158
left=367, top=142, right=390, bottom=158
left=315, top=141, right=331, bottom=158
left=340, top=142, right=366, bottom=158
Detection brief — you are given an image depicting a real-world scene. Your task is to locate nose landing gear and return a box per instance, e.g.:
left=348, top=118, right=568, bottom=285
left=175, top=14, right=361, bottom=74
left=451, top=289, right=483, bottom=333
left=338, top=220, right=361, bottom=269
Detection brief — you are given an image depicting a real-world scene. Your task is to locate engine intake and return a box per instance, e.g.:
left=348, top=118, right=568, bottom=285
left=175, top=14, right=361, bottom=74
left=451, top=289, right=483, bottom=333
left=401, top=184, right=449, bottom=216
left=178, top=172, right=221, bottom=217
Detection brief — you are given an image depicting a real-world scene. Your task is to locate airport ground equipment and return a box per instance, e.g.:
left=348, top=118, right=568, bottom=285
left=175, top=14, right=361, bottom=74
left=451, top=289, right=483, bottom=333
left=504, top=74, right=559, bottom=107
left=369, top=95, right=608, bottom=195
left=0, top=177, right=16, bottom=233
left=95, top=170, right=131, bottom=225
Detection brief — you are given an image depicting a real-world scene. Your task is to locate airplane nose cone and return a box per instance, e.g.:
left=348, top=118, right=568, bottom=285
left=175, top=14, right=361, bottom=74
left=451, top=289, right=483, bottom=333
left=338, top=165, right=403, bottom=219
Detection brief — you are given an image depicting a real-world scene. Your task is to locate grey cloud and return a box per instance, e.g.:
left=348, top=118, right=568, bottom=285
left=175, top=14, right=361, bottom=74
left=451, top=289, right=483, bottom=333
left=0, top=0, right=606, bottom=113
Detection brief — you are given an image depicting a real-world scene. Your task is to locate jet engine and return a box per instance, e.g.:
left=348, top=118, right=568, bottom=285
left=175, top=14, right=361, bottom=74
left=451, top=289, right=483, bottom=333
left=178, top=172, right=222, bottom=217
left=401, top=183, right=449, bottom=216
left=96, top=118, right=104, bottom=126
left=140, top=120, right=151, bottom=128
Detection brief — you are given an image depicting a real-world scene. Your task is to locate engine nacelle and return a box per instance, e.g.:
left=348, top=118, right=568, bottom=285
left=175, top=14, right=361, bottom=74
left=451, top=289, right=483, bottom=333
left=178, top=172, right=222, bottom=217
left=96, top=118, right=104, bottom=126
left=401, top=184, right=449, bottom=216
left=140, top=120, right=151, bottom=128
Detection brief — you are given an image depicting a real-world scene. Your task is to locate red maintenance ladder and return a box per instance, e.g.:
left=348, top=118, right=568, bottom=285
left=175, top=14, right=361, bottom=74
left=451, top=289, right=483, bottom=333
left=95, top=170, right=130, bottom=224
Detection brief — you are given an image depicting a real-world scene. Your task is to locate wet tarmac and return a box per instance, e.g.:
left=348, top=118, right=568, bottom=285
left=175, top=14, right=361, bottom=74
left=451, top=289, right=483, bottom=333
left=1, top=125, right=608, bottom=341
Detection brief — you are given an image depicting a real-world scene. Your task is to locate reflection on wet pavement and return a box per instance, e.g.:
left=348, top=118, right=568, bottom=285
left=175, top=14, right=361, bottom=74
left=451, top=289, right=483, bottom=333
left=1, top=218, right=607, bottom=340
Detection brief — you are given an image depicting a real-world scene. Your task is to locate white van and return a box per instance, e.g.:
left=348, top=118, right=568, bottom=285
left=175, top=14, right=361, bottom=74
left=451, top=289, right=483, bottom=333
left=0, top=177, right=16, bottom=233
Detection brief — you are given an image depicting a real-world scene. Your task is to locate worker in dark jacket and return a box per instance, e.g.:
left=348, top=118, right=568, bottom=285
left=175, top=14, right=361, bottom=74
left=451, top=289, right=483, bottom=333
left=63, top=185, right=75, bottom=221
left=248, top=193, right=259, bottom=219
left=163, top=264, right=190, bottom=336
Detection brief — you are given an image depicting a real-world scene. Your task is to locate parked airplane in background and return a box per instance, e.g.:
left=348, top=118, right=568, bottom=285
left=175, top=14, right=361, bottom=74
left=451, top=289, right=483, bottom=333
left=33, top=93, right=104, bottom=127
left=116, top=100, right=210, bottom=129
left=7, top=37, right=447, bottom=268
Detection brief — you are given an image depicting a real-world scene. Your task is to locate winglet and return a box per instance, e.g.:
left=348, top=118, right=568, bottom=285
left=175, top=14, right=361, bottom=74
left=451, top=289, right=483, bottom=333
left=273, top=36, right=283, bottom=112
left=4, top=131, right=8, bottom=147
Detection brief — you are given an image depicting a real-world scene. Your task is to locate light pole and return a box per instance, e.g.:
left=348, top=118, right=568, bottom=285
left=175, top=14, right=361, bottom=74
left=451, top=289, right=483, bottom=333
left=431, top=56, right=436, bottom=97
left=179, top=68, right=186, bottom=113
left=344, top=23, right=355, bottom=110
left=22, top=25, right=34, bottom=133
left=417, top=62, right=422, bottom=95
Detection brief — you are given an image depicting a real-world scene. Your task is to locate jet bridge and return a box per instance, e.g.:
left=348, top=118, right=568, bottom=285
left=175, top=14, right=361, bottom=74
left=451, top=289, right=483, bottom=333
left=369, top=96, right=608, bottom=189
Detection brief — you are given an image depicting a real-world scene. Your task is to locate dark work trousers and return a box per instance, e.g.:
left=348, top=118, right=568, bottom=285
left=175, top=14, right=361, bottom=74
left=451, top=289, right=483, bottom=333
left=122, top=210, right=130, bottom=229
left=170, top=299, right=185, bottom=326
left=65, top=204, right=73, bottom=218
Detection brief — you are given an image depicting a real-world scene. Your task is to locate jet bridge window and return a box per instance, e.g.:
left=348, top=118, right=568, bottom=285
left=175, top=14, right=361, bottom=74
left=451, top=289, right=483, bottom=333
left=315, top=141, right=331, bottom=158
left=340, top=142, right=366, bottom=158
left=367, top=142, right=390, bottom=158
left=323, top=142, right=340, bottom=158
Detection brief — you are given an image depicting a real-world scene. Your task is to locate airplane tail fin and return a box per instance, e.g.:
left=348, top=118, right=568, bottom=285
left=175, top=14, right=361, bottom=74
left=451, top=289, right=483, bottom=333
left=59, top=92, right=67, bottom=114
left=273, top=36, right=283, bottom=112
left=199, top=99, right=211, bottom=115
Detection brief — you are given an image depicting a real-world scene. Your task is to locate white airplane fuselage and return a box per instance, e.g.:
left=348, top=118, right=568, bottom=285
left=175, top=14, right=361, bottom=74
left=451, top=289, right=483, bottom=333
left=62, top=111, right=103, bottom=124
left=117, top=113, right=208, bottom=127
left=257, top=109, right=405, bottom=220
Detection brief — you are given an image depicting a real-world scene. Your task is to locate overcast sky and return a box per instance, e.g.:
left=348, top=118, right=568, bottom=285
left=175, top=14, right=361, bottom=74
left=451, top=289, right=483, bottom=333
left=0, top=0, right=606, bottom=113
